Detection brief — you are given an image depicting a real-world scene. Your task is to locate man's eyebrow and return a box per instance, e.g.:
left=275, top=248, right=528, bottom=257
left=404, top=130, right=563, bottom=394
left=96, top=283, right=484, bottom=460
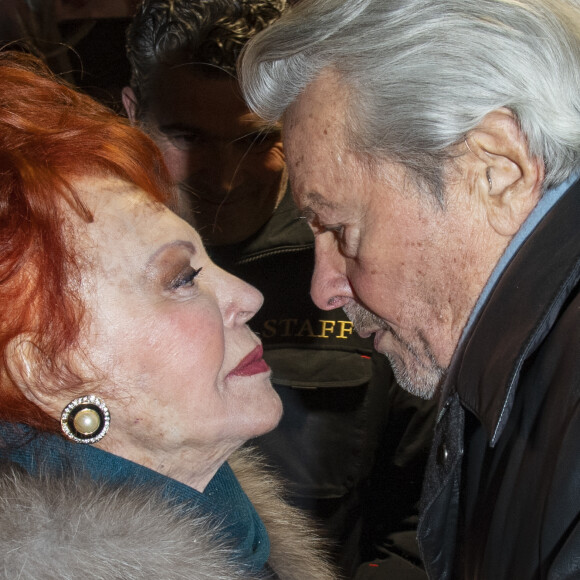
left=298, top=194, right=340, bottom=224
left=241, top=117, right=282, bottom=131
left=301, top=191, right=339, bottom=213
left=236, top=120, right=283, bottom=140
left=231, top=125, right=282, bottom=143
left=157, top=122, right=204, bottom=135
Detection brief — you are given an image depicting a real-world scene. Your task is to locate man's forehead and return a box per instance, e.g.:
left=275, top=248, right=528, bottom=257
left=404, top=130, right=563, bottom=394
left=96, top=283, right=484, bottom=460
left=148, top=65, right=281, bottom=136
left=283, top=78, right=350, bottom=171
left=286, top=69, right=346, bottom=126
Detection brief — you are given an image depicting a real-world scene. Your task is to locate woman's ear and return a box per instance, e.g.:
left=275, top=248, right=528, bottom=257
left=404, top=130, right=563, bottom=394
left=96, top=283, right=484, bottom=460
left=5, top=335, right=61, bottom=418
left=463, top=108, right=544, bottom=236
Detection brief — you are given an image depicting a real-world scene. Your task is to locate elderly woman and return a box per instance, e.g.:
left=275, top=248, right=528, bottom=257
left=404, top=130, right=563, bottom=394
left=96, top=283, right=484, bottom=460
left=0, top=51, right=335, bottom=579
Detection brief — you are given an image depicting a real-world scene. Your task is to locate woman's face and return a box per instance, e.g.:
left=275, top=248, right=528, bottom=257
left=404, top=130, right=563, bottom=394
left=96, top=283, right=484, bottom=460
left=69, top=176, right=282, bottom=487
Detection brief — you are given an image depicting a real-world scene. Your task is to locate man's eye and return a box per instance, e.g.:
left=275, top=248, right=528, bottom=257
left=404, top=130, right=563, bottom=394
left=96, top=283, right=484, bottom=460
left=166, top=133, right=203, bottom=151
left=308, top=218, right=342, bottom=238
left=170, top=266, right=202, bottom=289
left=320, top=223, right=345, bottom=240
left=322, top=224, right=357, bottom=257
left=326, top=224, right=344, bottom=235
left=236, top=131, right=280, bottom=151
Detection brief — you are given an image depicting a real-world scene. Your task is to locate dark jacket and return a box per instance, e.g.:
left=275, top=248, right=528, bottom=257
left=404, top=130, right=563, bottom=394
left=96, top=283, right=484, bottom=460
left=418, top=178, right=580, bottom=579
left=210, top=190, right=436, bottom=577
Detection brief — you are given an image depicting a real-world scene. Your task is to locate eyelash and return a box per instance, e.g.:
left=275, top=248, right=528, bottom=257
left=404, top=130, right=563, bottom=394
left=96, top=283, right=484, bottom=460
left=301, top=214, right=353, bottom=255
left=171, top=266, right=202, bottom=289
left=324, top=224, right=345, bottom=237
left=312, top=221, right=345, bottom=241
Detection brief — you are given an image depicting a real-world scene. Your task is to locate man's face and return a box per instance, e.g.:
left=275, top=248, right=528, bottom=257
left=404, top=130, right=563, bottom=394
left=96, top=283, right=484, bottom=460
left=139, top=66, right=286, bottom=246
left=284, top=71, right=498, bottom=399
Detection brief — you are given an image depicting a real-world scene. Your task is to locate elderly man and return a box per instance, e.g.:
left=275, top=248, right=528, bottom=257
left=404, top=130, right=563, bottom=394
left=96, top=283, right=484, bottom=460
left=240, top=0, right=580, bottom=578
left=121, top=1, right=436, bottom=576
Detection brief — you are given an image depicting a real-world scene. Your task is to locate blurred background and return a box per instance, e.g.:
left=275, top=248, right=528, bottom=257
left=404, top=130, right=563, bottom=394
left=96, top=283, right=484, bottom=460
left=0, top=0, right=302, bottom=111
left=1, top=0, right=140, bottom=110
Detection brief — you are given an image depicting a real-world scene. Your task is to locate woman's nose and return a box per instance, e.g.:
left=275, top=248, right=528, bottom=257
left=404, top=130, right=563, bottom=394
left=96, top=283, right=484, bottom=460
left=310, top=234, right=353, bottom=311
left=218, top=268, right=264, bottom=326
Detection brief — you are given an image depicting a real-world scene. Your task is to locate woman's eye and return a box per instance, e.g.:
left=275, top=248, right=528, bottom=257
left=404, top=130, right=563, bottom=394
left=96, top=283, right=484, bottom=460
left=170, top=266, right=202, bottom=289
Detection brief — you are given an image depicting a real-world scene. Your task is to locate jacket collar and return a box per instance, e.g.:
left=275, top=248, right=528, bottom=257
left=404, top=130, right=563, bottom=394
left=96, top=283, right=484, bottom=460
left=441, top=178, right=580, bottom=446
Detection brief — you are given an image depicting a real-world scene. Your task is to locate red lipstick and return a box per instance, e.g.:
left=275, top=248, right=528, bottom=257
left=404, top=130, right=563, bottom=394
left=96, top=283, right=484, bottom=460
left=228, top=345, right=270, bottom=377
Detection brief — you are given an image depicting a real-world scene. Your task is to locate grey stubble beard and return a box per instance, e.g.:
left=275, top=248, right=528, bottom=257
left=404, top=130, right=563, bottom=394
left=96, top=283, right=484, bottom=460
left=342, top=301, right=445, bottom=399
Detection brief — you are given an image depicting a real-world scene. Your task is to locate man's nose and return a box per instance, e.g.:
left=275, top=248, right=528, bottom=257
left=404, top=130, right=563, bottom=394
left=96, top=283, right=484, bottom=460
left=209, top=146, right=245, bottom=194
left=310, top=234, right=353, bottom=311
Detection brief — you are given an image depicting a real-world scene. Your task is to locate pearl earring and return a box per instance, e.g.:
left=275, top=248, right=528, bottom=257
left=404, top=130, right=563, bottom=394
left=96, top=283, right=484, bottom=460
left=61, top=395, right=110, bottom=444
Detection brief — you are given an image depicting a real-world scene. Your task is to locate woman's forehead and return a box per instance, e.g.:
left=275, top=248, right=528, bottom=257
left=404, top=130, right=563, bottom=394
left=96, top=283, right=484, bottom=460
left=73, top=176, right=158, bottom=217
left=70, top=176, right=199, bottom=266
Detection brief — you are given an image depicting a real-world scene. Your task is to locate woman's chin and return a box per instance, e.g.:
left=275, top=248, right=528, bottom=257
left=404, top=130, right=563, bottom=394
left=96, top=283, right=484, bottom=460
left=245, top=388, right=284, bottom=439
left=263, top=394, right=284, bottom=433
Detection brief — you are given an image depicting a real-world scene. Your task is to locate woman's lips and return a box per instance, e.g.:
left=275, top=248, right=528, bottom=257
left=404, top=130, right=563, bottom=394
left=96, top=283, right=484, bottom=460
left=228, top=345, right=270, bottom=377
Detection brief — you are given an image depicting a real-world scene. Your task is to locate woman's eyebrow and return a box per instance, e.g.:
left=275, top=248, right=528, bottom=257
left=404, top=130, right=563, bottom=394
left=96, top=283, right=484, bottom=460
left=146, top=240, right=197, bottom=268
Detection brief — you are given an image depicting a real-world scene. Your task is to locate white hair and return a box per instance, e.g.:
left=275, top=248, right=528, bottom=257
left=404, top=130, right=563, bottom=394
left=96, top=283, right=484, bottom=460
left=240, top=0, right=580, bottom=196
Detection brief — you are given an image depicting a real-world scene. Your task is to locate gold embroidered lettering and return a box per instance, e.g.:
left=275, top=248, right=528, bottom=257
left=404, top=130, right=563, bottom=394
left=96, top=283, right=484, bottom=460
left=317, top=320, right=336, bottom=338
left=279, top=318, right=298, bottom=337
left=296, top=319, right=317, bottom=337
left=336, top=320, right=354, bottom=339
left=262, top=319, right=277, bottom=338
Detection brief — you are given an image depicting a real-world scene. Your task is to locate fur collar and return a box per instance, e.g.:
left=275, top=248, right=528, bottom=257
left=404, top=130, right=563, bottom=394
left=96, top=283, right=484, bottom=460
left=0, top=447, right=337, bottom=579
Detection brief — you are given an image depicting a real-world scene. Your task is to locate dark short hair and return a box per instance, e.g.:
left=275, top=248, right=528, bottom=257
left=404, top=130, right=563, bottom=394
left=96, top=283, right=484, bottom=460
left=126, top=0, right=286, bottom=108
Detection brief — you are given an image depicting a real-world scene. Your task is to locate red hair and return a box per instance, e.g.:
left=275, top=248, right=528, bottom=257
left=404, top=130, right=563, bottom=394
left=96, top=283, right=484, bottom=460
left=0, top=51, right=173, bottom=433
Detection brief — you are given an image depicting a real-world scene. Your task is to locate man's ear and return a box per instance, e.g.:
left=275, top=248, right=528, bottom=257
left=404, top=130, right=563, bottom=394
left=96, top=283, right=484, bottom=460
left=121, top=86, right=139, bottom=123
left=463, top=108, right=544, bottom=236
left=5, top=336, right=61, bottom=419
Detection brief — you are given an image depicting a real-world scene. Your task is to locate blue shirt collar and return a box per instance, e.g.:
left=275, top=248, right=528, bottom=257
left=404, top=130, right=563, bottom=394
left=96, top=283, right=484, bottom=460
left=460, top=172, right=580, bottom=345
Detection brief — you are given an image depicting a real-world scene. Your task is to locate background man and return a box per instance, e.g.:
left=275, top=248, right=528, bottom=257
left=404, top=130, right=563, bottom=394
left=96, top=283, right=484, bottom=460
left=240, top=0, right=580, bottom=577
left=122, top=1, right=436, bottom=576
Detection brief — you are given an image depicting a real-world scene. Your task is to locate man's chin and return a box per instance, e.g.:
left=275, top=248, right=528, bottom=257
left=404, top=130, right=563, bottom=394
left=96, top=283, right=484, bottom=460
left=384, top=350, right=443, bottom=400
